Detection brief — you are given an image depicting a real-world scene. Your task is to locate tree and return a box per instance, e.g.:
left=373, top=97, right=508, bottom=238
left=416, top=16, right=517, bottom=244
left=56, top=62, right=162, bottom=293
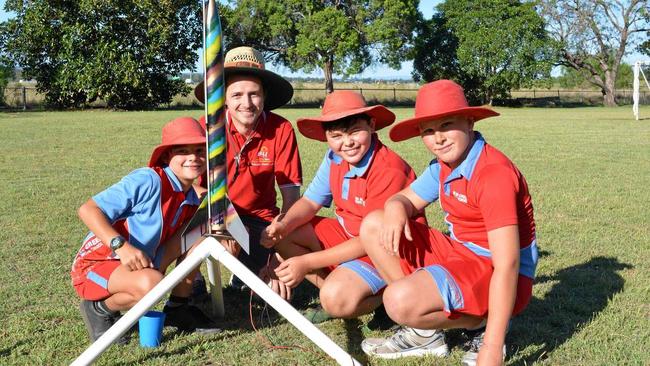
left=221, top=0, right=419, bottom=93
left=539, top=0, right=649, bottom=107
left=1, top=0, right=201, bottom=109
left=415, top=0, right=554, bottom=105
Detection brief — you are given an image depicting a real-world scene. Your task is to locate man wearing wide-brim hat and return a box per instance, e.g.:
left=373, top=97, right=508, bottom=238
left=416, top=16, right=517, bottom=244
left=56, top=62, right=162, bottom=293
left=195, top=46, right=302, bottom=297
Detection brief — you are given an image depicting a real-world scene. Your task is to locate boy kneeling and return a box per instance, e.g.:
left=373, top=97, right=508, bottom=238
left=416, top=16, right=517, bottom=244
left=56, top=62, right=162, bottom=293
left=360, top=80, right=538, bottom=366
left=261, top=91, right=424, bottom=321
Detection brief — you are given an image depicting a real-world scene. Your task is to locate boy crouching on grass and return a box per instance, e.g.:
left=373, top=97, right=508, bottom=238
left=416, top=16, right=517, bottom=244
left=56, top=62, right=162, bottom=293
left=359, top=80, right=538, bottom=366
left=70, top=117, right=220, bottom=344
left=260, top=90, right=425, bottom=322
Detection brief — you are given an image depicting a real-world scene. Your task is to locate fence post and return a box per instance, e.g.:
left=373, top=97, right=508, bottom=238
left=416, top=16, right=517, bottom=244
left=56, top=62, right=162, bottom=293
left=557, top=90, right=560, bottom=98
left=533, top=89, right=536, bottom=98
left=393, top=88, right=396, bottom=104
left=22, top=86, right=27, bottom=110
left=359, top=88, right=363, bottom=96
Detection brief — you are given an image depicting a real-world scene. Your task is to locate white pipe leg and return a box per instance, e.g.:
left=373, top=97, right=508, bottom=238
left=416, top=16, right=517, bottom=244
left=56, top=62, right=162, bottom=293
left=206, top=255, right=224, bottom=318
left=207, top=238, right=362, bottom=366
left=71, top=239, right=215, bottom=366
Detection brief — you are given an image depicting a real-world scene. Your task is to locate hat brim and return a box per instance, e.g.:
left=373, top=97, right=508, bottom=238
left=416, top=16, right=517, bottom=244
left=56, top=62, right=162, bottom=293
left=194, top=68, right=293, bottom=111
left=148, top=135, right=206, bottom=168
left=389, top=107, right=499, bottom=142
left=296, top=105, right=395, bottom=141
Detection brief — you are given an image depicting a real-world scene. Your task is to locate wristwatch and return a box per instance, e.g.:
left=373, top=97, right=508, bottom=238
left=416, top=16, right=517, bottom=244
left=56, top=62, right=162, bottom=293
left=109, top=235, right=126, bottom=253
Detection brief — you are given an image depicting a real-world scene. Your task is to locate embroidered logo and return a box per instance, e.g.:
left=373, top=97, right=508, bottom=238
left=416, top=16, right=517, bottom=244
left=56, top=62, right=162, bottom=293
left=354, top=196, right=366, bottom=206
left=251, top=145, right=273, bottom=165
left=452, top=190, right=467, bottom=203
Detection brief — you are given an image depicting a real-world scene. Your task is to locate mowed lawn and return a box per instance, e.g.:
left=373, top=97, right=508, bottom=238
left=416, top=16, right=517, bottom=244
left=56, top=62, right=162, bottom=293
left=0, top=106, right=648, bottom=365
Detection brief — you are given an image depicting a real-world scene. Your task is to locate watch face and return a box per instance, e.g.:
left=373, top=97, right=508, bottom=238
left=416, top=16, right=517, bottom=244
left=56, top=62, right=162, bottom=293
left=110, top=236, right=125, bottom=250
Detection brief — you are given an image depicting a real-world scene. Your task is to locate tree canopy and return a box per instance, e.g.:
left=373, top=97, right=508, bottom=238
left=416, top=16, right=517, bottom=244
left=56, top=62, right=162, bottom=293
left=539, top=0, right=649, bottom=106
left=221, top=0, right=419, bottom=93
left=1, top=0, right=201, bottom=109
left=413, top=0, right=553, bottom=105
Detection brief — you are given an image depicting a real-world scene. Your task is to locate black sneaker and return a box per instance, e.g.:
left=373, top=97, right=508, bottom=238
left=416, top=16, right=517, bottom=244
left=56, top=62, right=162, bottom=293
left=190, top=274, right=209, bottom=304
left=366, top=304, right=397, bottom=331
left=79, top=300, right=129, bottom=345
left=163, top=303, right=221, bottom=334
left=460, top=326, right=506, bottom=366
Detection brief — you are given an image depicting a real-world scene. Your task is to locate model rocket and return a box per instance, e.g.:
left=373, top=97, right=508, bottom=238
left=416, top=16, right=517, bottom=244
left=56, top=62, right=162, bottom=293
left=182, top=0, right=249, bottom=253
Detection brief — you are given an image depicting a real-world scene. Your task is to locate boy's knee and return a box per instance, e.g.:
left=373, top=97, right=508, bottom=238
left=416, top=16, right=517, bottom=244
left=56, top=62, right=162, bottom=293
left=132, top=270, right=163, bottom=299
left=319, top=282, right=356, bottom=318
left=360, top=210, right=384, bottom=239
left=383, top=284, right=415, bottom=324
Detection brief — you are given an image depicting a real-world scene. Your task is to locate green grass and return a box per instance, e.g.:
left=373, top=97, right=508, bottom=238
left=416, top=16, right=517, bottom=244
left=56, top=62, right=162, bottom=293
left=0, top=106, right=649, bottom=365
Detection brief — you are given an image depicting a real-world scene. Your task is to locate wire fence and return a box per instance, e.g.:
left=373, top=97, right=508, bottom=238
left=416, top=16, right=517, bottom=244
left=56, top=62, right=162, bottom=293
left=2, top=85, right=650, bottom=110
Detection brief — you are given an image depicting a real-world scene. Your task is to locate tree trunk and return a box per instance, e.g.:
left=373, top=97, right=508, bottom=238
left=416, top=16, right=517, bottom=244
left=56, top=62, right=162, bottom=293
left=323, top=59, right=334, bottom=94
left=602, top=70, right=617, bottom=107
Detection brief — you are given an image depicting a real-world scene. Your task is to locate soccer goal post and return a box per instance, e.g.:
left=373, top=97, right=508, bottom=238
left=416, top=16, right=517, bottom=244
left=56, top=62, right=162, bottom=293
left=71, top=237, right=362, bottom=366
left=633, top=61, right=650, bottom=120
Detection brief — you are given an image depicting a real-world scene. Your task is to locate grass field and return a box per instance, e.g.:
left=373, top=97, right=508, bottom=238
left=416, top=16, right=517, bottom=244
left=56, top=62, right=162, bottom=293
left=0, top=106, right=649, bottom=365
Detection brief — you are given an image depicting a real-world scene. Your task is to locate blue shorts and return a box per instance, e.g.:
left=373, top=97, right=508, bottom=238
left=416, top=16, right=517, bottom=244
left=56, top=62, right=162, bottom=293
left=339, top=259, right=386, bottom=295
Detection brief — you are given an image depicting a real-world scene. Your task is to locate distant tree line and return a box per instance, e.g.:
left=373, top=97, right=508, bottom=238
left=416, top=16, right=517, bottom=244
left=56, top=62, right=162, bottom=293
left=0, top=0, right=648, bottom=109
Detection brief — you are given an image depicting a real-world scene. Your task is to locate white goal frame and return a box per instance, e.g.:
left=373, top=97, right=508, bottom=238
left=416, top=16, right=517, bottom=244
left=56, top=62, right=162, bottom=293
left=633, top=61, right=650, bottom=120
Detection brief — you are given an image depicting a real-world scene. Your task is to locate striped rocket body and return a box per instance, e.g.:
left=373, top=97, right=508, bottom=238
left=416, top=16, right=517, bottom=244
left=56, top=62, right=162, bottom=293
left=203, top=0, right=227, bottom=229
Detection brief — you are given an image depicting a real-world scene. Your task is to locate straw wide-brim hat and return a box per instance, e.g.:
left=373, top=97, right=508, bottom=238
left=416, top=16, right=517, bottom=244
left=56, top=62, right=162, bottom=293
left=389, top=80, right=499, bottom=142
left=296, top=90, right=395, bottom=141
left=148, top=117, right=206, bottom=167
left=194, top=46, right=293, bottom=110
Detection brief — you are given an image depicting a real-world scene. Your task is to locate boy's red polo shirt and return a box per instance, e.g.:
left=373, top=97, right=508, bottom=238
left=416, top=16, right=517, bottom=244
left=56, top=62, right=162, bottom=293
left=304, top=136, right=422, bottom=237
left=225, top=111, right=302, bottom=222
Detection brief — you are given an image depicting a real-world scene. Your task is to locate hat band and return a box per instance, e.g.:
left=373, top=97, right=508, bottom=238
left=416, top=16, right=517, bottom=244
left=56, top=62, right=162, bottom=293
left=225, top=60, right=264, bottom=70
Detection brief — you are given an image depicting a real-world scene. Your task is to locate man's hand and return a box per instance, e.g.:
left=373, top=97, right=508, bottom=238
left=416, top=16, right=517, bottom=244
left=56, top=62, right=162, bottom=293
left=260, top=214, right=287, bottom=248
left=259, top=253, right=292, bottom=300
left=221, top=238, right=241, bottom=257
left=114, top=243, right=152, bottom=271
left=274, top=256, right=311, bottom=288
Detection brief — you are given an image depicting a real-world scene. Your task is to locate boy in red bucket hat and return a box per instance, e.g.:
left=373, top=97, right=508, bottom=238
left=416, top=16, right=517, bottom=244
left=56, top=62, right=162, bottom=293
left=260, top=90, right=425, bottom=323
left=70, top=117, right=220, bottom=344
left=359, top=80, right=538, bottom=365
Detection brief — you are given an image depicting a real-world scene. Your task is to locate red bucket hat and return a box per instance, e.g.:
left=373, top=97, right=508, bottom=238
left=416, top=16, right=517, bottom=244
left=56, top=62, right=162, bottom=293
left=148, top=117, right=206, bottom=167
left=389, top=80, right=499, bottom=142
left=296, top=90, right=395, bottom=141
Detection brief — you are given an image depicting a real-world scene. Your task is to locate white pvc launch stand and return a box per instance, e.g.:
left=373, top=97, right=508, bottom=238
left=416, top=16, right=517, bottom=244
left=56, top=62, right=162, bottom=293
left=71, top=237, right=361, bottom=366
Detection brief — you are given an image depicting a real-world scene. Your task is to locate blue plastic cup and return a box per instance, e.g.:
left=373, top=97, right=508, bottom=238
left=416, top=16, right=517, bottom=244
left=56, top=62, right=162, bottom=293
left=138, top=310, right=166, bottom=347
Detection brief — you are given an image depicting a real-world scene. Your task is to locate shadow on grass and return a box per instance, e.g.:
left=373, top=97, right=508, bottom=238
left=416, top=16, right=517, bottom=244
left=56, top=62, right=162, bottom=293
left=508, top=256, right=632, bottom=365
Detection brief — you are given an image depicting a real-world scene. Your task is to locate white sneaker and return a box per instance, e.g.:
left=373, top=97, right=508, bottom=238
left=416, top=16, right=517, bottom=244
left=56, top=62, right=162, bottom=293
left=461, top=327, right=506, bottom=366
left=361, top=326, right=449, bottom=359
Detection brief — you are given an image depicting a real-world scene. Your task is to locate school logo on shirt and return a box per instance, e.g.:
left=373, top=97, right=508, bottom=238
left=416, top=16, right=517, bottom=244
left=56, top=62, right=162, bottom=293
left=251, top=145, right=272, bottom=165
left=452, top=190, right=467, bottom=204
left=355, top=196, right=366, bottom=206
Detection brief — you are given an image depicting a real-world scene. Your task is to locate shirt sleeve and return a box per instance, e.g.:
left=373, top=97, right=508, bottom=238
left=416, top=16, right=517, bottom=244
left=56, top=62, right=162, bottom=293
left=274, top=120, right=303, bottom=188
left=92, top=168, right=160, bottom=222
left=303, top=153, right=333, bottom=207
left=474, top=164, right=520, bottom=231
left=410, top=159, right=441, bottom=203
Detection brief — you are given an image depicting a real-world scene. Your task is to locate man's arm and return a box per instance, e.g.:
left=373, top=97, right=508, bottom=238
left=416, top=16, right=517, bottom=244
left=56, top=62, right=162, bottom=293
left=479, top=225, right=520, bottom=366
left=261, top=195, right=321, bottom=248
left=279, top=185, right=300, bottom=213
